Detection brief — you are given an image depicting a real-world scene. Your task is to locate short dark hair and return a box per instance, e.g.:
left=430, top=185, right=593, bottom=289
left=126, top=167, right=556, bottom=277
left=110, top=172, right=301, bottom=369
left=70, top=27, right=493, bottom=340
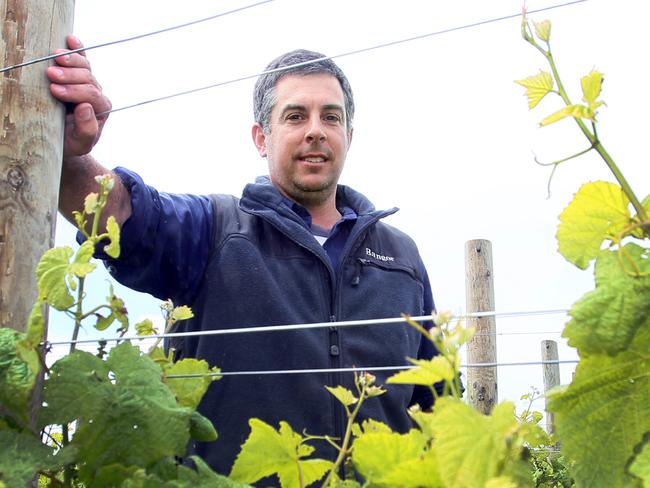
left=253, top=49, right=354, bottom=133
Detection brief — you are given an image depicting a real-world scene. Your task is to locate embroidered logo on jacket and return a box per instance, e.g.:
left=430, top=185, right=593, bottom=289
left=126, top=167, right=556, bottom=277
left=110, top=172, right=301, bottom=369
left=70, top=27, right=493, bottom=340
left=365, top=247, right=395, bottom=262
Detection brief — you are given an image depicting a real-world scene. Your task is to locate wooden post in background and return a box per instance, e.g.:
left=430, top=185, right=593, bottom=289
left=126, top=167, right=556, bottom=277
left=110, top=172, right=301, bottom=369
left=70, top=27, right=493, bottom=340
left=0, top=0, right=74, bottom=332
left=465, top=239, right=498, bottom=414
left=541, top=339, right=560, bottom=434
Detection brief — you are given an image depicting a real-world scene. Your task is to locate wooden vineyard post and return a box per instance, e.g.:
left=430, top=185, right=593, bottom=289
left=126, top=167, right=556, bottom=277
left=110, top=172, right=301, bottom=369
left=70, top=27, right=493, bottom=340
left=465, top=239, right=498, bottom=414
left=541, top=339, right=560, bottom=434
left=0, top=0, right=74, bottom=332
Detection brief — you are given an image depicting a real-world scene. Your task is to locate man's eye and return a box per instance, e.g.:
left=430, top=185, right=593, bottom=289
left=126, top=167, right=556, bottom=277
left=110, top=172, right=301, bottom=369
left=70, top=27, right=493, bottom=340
left=286, top=113, right=304, bottom=121
left=324, top=114, right=342, bottom=123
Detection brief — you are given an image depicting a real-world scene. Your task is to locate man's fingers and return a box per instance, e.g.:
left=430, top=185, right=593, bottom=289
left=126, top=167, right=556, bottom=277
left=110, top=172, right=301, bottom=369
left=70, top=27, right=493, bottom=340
left=66, top=35, right=87, bottom=57
left=52, top=49, right=91, bottom=70
left=47, top=66, right=95, bottom=85
left=49, top=83, right=111, bottom=114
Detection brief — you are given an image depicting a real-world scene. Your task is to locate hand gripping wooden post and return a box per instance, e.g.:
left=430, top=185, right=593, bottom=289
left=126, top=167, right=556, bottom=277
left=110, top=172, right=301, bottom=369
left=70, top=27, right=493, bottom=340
left=465, top=239, right=498, bottom=414
left=0, top=0, right=74, bottom=332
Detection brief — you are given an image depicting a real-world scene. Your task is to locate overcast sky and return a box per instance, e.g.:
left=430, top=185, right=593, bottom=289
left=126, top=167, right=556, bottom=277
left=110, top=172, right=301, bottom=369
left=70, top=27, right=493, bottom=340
left=48, top=0, right=649, bottom=407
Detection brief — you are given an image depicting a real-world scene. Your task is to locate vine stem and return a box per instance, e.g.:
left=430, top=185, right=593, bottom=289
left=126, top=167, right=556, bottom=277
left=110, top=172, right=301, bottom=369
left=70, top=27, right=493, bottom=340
left=322, top=388, right=366, bottom=487
left=543, top=43, right=649, bottom=225
left=69, top=277, right=86, bottom=355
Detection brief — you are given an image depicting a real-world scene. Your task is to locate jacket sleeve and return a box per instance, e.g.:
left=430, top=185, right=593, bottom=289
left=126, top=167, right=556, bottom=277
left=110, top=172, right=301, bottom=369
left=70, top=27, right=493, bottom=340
left=90, top=167, right=215, bottom=306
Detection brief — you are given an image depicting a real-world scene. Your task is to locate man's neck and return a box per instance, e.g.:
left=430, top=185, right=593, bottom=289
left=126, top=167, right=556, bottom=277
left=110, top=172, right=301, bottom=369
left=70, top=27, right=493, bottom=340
left=306, top=201, right=342, bottom=230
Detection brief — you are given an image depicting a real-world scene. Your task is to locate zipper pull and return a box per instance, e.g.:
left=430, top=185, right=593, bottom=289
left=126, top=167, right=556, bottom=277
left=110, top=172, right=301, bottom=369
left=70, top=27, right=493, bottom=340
left=351, top=258, right=365, bottom=286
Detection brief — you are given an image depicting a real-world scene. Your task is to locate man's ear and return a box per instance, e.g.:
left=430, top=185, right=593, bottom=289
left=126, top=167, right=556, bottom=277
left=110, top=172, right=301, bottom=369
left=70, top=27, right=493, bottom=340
left=252, top=123, right=267, bottom=157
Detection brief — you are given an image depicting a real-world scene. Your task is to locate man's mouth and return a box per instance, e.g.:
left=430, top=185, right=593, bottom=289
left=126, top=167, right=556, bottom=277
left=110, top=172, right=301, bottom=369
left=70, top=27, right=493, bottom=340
left=302, top=157, right=326, bottom=163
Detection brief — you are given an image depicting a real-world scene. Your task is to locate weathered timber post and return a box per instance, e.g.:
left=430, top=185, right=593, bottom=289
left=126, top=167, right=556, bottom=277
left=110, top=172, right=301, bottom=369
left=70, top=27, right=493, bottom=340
left=465, top=239, right=498, bottom=414
left=0, top=0, right=74, bottom=332
left=541, top=339, right=560, bottom=434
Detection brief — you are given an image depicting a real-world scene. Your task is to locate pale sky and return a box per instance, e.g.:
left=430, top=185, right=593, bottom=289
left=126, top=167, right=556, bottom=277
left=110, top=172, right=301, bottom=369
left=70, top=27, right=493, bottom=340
left=49, top=0, right=649, bottom=409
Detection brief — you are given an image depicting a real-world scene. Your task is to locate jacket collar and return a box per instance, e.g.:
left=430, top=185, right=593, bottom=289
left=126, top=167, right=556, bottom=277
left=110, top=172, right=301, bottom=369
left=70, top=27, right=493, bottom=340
left=240, top=175, right=391, bottom=219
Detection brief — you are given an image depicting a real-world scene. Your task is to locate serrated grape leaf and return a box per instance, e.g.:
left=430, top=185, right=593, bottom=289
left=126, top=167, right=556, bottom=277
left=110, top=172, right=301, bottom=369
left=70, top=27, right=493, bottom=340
left=171, top=305, right=194, bottom=322
left=629, top=436, right=650, bottom=484
left=540, top=103, right=595, bottom=127
left=22, top=300, right=45, bottom=349
left=355, top=418, right=392, bottom=436
left=581, top=69, right=604, bottom=106
left=431, top=398, right=533, bottom=488
left=547, top=326, right=650, bottom=487
left=352, top=430, right=438, bottom=487
left=533, top=20, right=551, bottom=41
left=0, top=328, right=38, bottom=423
left=165, top=358, right=220, bottom=409
left=387, top=356, right=455, bottom=386
left=68, top=240, right=96, bottom=279
left=564, top=245, right=650, bottom=355
left=0, top=430, right=71, bottom=487
left=485, top=477, right=518, bottom=488
left=135, top=318, right=157, bottom=337
left=515, top=71, right=554, bottom=109
left=40, top=343, right=197, bottom=483
left=36, top=246, right=74, bottom=310
left=189, top=410, right=218, bottom=442
left=84, top=192, right=99, bottom=214
left=325, top=385, right=358, bottom=407
left=557, top=181, right=631, bottom=269
left=409, top=408, right=436, bottom=440
left=104, top=216, right=121, bottom=258
left=229, top=419, right=332, bottom=487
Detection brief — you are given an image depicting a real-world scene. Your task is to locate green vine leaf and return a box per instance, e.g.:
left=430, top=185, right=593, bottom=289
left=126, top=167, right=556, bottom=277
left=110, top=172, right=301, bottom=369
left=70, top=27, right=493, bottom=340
left=135, top=318, right=157, bottom=336
left=36, top=246, right=75, bottom=310
left=515, top=71, right=554, bottom=109
left=165, top=358, right=220, bottom=409
left=0, top=328, right=38, bottom=424
left=40, top=343, right=198, bottom=483
left=387, top=356, right=455, bottom=386
left=547, top=326, right=650, bottom=487
left=564, top=244, right=650, bottom=355
left=581, top=69, right=605, bottom=107
left=539, top=103, right=595, bottom=126
left=95, top=292, right=129, bottom=331
left=171, top=305, right=194, bottom=322
left=557, top=181, right=632, bottom=269
left=431, top=398, right=534, bottom=488
left=351, top=429, right=439, bottom=487
left=189, top=410, right=218, bottom=442
left=325, top=385, right=358, bottom=407
left=0, top=430, right=69, bottom=487
left=533, top=20, right=551, bottom=41
left=104, top=215, right=121, bottom=259
left=229, top=419, right=332, bottom=488
left=84, top=192, right=99, bottom=214
left=68, top=240, right=97, bottom=282
left=629, top=436, right=650, bottom=484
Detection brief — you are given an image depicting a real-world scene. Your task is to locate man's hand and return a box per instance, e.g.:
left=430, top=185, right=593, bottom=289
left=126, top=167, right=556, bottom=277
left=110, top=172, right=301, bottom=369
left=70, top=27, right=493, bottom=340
left=47, top=35, right=112, bottom=158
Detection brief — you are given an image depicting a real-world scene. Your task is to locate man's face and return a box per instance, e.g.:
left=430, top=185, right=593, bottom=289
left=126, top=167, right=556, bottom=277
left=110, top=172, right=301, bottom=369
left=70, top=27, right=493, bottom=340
left=252, top=73, right=353, bottom=207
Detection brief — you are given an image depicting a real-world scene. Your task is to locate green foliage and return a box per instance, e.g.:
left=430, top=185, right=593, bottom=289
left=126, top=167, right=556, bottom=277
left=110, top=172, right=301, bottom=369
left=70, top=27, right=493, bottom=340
left=0, top=429, right=71, bottom=488
left=529, top=451, right=574, bottom=488
left=520, top=14, right=650, bottom=488
left=546, top=326, right=650, bottom=487
left=556, top=181, right=633, bottom=270
left=0, top=327, right=40, bottom=426
left=229, top=419, right=332, bottom=488
left=563, top=245, right=650, bottom=356
left=0, top=175, right=217, bottom=486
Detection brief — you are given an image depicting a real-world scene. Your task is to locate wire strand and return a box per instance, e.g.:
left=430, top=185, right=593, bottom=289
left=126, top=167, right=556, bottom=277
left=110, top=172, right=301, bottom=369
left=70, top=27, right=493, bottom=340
left=0, top=0, right=274, bottom=74
left=165, top=360, right=580, bottom=379
left=95, top=0, right=588, bottom=116
left=45, top=308, right=570, bottom=347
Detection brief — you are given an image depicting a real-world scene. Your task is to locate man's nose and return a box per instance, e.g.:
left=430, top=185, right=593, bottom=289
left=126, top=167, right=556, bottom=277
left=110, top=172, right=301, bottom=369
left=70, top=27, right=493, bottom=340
left=305, top=117, right=326, bottom=142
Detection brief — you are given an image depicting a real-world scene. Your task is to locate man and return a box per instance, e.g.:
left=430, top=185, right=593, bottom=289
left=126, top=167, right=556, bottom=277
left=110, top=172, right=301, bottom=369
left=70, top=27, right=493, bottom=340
left=48, top=36, right=439, bottom=475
